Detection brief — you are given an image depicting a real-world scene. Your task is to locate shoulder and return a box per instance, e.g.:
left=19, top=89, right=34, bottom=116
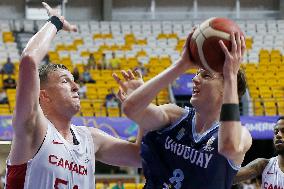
left=154, top=106, right=193, bottom=134
left=86, top=127, right=113, bottom=144
left=160, top=104, right=191, bottom=123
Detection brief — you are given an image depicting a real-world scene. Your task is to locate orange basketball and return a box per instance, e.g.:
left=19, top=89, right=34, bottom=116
left=189, top=17, right=244, bottom=73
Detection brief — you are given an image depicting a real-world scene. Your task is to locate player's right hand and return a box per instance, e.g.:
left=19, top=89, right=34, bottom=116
left=179, top=27, right=198, bottom=70
left=42, top=2, right=77, bottom=32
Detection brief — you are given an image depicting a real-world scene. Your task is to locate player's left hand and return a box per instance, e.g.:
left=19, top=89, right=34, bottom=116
left=42, top=2, right=77, bottom=32
left=112, top=69, right=144, bottom=102
left=219, top=32, right=246, bottom=79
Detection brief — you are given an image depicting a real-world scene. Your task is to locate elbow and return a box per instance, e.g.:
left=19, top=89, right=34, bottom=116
left=20, top=53, right=36, bottom=66
left=122, top=99, right=137, bottom=118
left=218, top=141, right=242, bottom=159
left=20, top=53, right=37, bottom=71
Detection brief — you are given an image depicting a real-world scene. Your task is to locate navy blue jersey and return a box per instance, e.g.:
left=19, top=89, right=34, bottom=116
left=141, top=107, right=239, bottom=189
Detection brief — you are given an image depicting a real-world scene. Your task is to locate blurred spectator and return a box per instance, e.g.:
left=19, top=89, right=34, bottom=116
left=102, top=181, right=110, bottom=189
left=43, top=54, right=50, bottom=64
left=87, top=54, right=97, bottom=70
left=135, top=62, right=147, bottom=76
left=0, top=88, right=8, bottom=104
left=78, top=81, right=87, bottom=99
left=2, top=57, right=14, bottom=75
left=109, top=52, right=120, bottom=70
left=81, top=66, right=95, bottom=84
left=72, top=67, right=80, bottom=83
left=105, top=88, right=119, bottom=108
left=3, top=74, right=16, bottom=89
left=111, top=180, right=124, bottom=189
left=101, top=53, right=107, bottom=69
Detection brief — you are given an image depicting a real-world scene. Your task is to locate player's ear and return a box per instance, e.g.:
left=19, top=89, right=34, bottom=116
left=39, top=90, right=51, bottom=103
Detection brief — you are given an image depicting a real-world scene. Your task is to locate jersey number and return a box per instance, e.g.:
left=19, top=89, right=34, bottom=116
left=54, top=178, right=78, bottom=189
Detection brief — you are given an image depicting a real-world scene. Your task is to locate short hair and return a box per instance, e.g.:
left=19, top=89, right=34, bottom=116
left=277, top=116, right=284, bottom=122
left=39, top=63, right=68, bottom=88
left=237, top=69, right=247, bottom=99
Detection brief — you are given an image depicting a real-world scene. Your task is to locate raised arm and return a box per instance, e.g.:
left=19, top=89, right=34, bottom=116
left=233, top=158, right=269, bottom=184
left=114, top=33, right=197, bottom=132
left=14, top=2, right=77, bottom=132
left=10, top=2, right=77, bottom=164
left=218, top=32, right=252, bottom=165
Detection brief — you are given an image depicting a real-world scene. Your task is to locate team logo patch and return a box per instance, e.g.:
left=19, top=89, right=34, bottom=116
left=176, top=128, right=185, bottom=141
left=203, top=136, right=215, bottom=152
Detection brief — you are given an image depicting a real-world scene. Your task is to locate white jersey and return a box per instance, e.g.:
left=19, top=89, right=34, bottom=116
left=6, top=122, right=96, bottom=189
left=261, top=157, right=284, bottom=189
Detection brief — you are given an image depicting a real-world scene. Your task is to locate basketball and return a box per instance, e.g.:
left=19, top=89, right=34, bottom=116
left=189, top=17, right=244, bottom=73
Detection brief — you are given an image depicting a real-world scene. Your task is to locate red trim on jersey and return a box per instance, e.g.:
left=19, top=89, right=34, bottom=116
left=6, top=163, right=27, bottom=189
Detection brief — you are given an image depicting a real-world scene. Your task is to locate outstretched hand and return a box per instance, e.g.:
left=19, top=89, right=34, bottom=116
left=112, top=69, right=144, bottom=102
left=42, top=2, right=77, bottom=32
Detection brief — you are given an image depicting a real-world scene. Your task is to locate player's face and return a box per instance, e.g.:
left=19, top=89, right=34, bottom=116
left=190, top=69, right=223, bottom=109
left=45, top=69, right=80, bottom=115
left=274, top=119, right=284, bottom=155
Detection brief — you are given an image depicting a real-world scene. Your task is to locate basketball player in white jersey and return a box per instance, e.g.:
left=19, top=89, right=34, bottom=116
left=5, top=3, right=142, bottom=189
left=234, top=116, right=284, bottom=188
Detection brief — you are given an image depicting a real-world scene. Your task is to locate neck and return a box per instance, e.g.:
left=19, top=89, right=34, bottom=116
left=278, top=155, right=284, bottom=169
left=45, top=113, right=72, bottom=139
left=195, top=107, right=220, bottom=134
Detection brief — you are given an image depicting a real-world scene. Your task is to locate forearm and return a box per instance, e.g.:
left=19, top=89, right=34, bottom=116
left=223, top=76, right=238, bottom=103
left=233, top=158, right=268, bottom=184
left=135, top=127, right=144, bottom=146
left=123, top=60, right=188, bottom=117
left=233, top=170, right=258, bottom=184
left=14, top=21, right=58, bottom=127
left=219, top=76, right=243, bottom=155
left=21, top=22, right=57, bottom=64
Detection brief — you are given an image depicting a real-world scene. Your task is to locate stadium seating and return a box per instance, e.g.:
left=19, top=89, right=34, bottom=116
left=1, top=19, right=284, bottom=116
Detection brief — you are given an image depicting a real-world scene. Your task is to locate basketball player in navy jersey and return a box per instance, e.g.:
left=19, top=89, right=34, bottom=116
left=113, top=30, right=252, bottom=188
left=5, top=3, right=142, bottom=189
left=234, top=116, right=284, bottom=188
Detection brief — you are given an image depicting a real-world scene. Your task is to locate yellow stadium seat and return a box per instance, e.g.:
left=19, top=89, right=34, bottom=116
left=0, top=104, right=10, bottom=115
left=86, top=91, right=98, bottom=100
left=103, top=33, right=113, bottom=39
left=81, top=51, right=90, bottom=57
left=80, top=100, right=93, bottom=108
left=93, top=101, right=103, bottom=109
left=258, top=86, right=270, bottom=92
left=137, top=183, right=145, bottom=189
left=253, top=99, right=264, bottom=116
left=74, top=39, right=84, bottom=46
left=124, top=183, right=136, bottom=189
left=95, top=183, right=104, bottom=189
left=263, top=101, right=277, bottom=116
left=259, top=91, right=273, bottom=99
left=157, top=33, right=167, bottom=39
left=107, top=107, right=120, bottom=117
left=277, top=101, right=284, bottom=115
left=0, top=108, right=11, bottom=115
left=249, top=90, right=259, bottom=99
left=95, top=107, right=107, bottom=117
left=81, top=108, right=95, bottom=116
left=273, top=90, right=284, bottom=98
